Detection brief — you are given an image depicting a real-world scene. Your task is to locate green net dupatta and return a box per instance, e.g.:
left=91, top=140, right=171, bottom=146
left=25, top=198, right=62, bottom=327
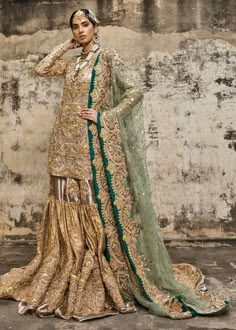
left=87, top=49, right=229, bottom=319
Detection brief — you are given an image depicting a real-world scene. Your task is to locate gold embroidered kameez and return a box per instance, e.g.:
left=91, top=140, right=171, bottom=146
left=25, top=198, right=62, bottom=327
left=0, top=43, right=229, bottom=321
left=0, top=44, right=136, bottom=321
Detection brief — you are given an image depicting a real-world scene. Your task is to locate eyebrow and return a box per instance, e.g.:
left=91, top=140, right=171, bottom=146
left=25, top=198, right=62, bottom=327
left=73, top=21, right=89, bottom=25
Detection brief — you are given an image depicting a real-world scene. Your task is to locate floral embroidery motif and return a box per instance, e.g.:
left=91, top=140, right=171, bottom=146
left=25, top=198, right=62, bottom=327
left=90, top=49, right=228, bottom=318
left=97, top=110, right=228, bottom=318
left=35, top=44, right=98, bottom=180
left=0, top=45, right=228, bottom=322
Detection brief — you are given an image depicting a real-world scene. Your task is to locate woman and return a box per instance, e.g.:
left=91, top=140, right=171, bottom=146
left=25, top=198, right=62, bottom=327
left=0, top=9, right=229, bottom=322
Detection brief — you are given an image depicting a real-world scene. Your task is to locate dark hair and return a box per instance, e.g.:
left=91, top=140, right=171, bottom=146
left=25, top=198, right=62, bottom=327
left=69, top=9, right=95, bottom=28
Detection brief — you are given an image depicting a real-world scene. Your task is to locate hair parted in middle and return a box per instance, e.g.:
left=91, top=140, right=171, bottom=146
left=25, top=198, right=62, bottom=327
left=69, top=9, right=99, bottom=28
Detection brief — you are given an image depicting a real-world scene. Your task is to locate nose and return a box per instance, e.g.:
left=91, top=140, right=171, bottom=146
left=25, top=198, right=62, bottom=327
left=79, top=26, right=84, bottom=34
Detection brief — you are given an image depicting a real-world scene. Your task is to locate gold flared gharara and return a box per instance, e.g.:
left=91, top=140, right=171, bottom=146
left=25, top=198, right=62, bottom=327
left=0, top=177, right=135, bottom=321
left=0, top=43, right=229, bottom=321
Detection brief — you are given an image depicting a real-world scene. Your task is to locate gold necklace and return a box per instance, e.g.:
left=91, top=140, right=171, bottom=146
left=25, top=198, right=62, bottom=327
left=72, top=44, right=100, bottom=81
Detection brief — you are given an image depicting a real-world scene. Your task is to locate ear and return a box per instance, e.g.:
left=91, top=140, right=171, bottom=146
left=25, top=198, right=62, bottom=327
left=94, top=26, right=99, bottom=35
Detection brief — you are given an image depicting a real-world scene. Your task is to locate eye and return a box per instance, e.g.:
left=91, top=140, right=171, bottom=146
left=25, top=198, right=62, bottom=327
left=72, top=24, right=78, bottom=30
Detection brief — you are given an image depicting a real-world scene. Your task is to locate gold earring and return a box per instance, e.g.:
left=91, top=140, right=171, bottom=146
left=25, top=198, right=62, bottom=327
left=93, top=34, right=101, bottom=45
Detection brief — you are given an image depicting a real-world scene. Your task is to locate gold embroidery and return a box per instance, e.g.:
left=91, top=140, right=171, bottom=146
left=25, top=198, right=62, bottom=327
left=35, top=47, right=142, bottom=181
left=0, top=46, right=227, bottom=322
left=35, top=43, right=72, bottom=76
left=0, top=195, right=135, bottom=320
left=34, top=47, right=134, bottom=300
left=89, top=122, right=133, bottom=298
left=173, top=263, right=204, bottom=290
left=47, top=59, right=97, bottom=179
left=99, top=108, right=227, bottom=318
left=91, top=51, right=112, bottom=113
left=90, top=50, right=195, bottom=318
left=35, top=44, right=102, bottom=180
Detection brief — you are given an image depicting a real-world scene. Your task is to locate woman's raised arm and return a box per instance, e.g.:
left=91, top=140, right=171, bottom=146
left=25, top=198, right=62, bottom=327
left=35, top=39, right=76, bottom=76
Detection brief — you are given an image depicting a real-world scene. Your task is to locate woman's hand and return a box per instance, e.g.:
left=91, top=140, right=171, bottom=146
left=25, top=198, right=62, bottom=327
left=79, top=109, right=97, bottom=124
left=63, top=38, right=81, bottom=51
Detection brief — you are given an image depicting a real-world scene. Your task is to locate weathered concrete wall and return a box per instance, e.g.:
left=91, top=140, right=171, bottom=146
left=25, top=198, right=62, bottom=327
left=1, top=0, right=236, bottom=241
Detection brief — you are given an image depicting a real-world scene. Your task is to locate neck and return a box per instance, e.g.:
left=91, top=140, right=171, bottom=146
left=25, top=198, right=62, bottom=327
left=82, top=41, right=95, bottom=53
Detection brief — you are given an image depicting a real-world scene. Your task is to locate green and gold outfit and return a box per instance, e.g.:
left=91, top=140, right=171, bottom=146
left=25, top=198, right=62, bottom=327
left=0, top=43, right=229, bottom=321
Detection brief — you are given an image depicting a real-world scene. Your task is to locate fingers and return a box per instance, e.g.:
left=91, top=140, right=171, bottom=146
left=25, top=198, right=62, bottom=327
left=72, top=39, right=81, bottom=48
left=79, top=111, right=94, bottom=118
left=80, top=110, right=93, bottom=115
left=79, top=109, right=97, bottom=124
left=64, top=39, right=75, bottom=50
left=79, top=109, right=95, bottom=117
left=80, top=108, right=95, bottom=113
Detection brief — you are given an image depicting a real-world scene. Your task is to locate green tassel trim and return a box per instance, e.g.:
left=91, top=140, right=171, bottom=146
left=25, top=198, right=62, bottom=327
left=87, top=52, right=229, bottom=318
left=176, top=295, right=229, bottom=316
left=87, top=53, right=110, bottom=262
left=97, top=112, right=152, bottom=303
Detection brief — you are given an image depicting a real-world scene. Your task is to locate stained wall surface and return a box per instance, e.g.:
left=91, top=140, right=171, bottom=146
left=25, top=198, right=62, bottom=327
left=1, top=0, right=236, bottom=241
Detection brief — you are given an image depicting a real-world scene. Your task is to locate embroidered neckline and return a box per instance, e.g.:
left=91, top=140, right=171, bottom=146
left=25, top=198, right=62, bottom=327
left=72, top=44, right=100, bottom=81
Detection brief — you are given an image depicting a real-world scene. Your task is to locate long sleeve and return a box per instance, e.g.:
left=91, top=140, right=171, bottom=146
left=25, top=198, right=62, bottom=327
left=108, top=49, right=143, bottom=115
left=35, top=43, right=72, bottom=77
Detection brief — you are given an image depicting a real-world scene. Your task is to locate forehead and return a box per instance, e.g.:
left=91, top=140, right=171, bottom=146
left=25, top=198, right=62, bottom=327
left=72, top=16, right=91, bottom=25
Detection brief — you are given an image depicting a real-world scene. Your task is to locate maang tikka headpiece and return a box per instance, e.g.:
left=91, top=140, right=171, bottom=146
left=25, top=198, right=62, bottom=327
left=74, top=9, right=100, bottom=46
left=74, top=9, right=99, bottom=25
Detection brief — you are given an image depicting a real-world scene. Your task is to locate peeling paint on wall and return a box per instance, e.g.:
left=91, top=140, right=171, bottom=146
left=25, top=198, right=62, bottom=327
left=143, top=39, right=236, bottom=239
left=1, top=1, right=236, bottom=241
left=1, top=0, right=236, bottom=35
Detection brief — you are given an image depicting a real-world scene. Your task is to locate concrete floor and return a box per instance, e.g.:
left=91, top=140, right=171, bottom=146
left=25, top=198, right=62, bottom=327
left=0, top=244, right=235, bottom=330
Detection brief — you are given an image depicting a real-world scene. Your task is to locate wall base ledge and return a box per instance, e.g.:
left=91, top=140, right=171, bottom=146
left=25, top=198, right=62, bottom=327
left=0, top=236, right=236, bottom=247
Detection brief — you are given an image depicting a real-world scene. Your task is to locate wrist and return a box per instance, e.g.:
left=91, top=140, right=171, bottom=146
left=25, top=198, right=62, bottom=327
left=62, top=43, right=69, bottom=52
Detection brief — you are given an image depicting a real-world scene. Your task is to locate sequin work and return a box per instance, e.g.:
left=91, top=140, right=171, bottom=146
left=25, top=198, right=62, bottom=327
left=0, top=43, right=229, bottom=322
left=35, top=44, right=100, bottom=180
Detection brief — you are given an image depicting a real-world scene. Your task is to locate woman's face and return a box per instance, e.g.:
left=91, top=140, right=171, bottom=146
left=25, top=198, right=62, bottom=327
left=72, top=16, right=97, bottom=45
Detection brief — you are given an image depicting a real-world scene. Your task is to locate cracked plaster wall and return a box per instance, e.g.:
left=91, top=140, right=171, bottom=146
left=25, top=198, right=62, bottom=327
left=1, top=0, right=236, bottom=241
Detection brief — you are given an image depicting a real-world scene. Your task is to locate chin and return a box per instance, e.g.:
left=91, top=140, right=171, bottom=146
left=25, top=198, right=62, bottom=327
left=82, top=39, right=94, bottom=45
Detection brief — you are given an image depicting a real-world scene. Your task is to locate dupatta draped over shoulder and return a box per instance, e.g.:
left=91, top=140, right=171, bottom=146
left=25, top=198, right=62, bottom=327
left=0, top=45, right=229, bottom=321
left=88, top=48, right=229, bottom=318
